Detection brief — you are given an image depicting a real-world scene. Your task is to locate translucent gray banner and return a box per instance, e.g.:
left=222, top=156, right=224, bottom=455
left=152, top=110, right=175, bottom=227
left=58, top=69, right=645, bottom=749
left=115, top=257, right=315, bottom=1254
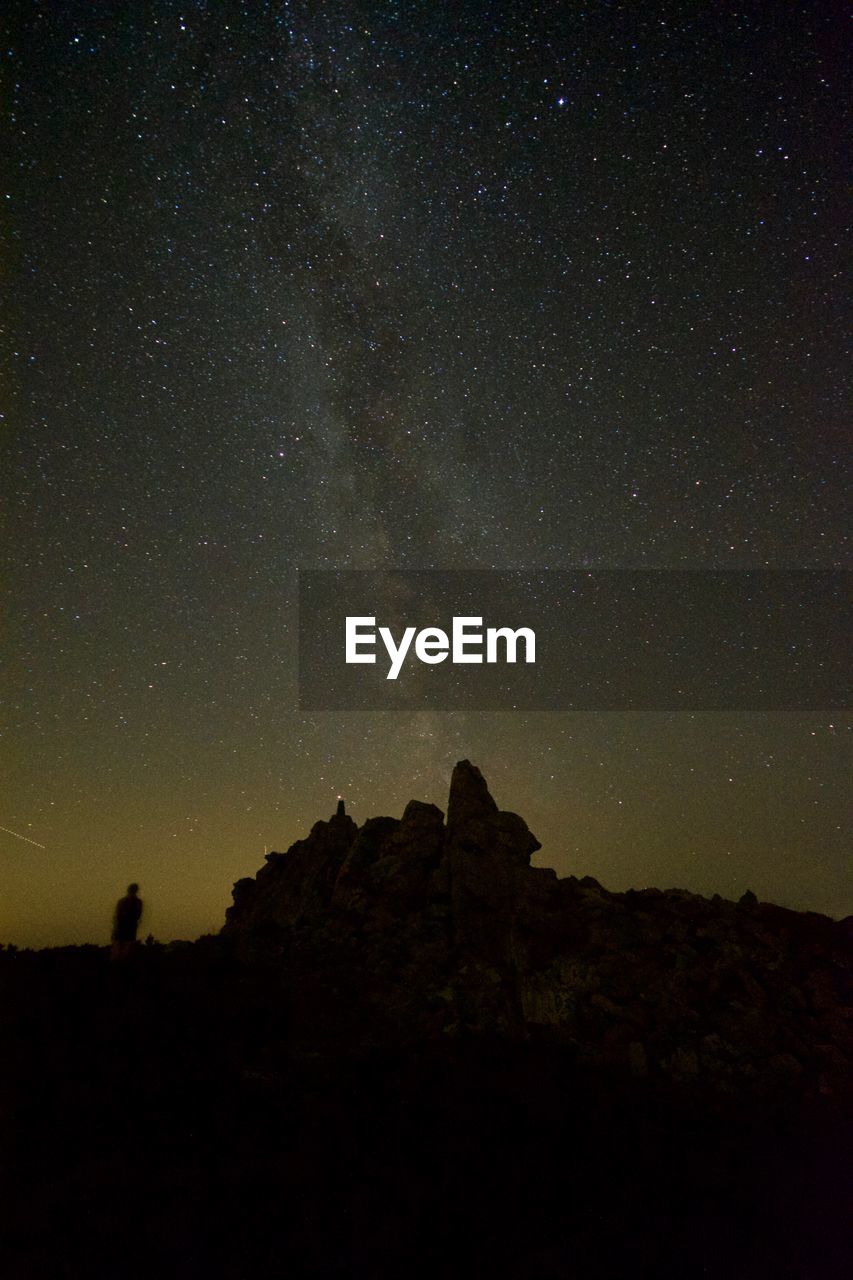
left=298, top=571, right=850, bottom=711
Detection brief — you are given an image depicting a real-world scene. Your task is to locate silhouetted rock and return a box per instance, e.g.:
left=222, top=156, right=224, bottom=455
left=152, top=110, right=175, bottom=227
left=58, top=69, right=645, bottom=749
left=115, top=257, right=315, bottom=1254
left=224, top=812, right=357, bottom=932
left=4, top=762, right=852, bottom=1280
left=445, top=759, right=540, bottom=861
left=222, top=761, right=853, bottom=1099
left=446, top=758, right=498, bottom=830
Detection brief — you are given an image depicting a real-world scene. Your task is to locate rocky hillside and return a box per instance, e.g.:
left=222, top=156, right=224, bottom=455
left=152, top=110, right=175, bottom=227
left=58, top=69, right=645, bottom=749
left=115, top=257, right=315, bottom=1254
left=223, top=760, right=852, bottom=1098
left=4, top=762, right=850, bottom=1278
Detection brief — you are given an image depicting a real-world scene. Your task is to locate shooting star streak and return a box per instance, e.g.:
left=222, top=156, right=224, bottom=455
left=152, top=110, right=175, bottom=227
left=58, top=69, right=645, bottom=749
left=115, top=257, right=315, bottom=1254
left=0, top=825, right=46, bottom=849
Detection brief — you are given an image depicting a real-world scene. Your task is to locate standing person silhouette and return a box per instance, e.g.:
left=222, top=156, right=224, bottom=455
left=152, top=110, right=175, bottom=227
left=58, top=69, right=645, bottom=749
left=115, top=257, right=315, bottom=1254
left=111, top=883, right=143, bottom=960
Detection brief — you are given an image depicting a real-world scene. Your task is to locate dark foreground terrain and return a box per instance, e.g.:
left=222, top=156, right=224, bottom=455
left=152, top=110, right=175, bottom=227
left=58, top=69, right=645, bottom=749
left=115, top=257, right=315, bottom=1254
left=3, top=763, right=851, bottom=1278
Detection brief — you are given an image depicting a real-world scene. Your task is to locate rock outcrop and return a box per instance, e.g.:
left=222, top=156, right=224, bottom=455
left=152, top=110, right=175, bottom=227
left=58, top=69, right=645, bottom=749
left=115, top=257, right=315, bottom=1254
left=223, top=761, right=852, bottom=1098
left=227, top=809, right=357, bottom=933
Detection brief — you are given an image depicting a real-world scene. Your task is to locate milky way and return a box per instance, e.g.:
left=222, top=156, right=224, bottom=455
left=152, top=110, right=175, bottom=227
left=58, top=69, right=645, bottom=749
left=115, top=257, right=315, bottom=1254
left=3, top=1, right=849, bottom=945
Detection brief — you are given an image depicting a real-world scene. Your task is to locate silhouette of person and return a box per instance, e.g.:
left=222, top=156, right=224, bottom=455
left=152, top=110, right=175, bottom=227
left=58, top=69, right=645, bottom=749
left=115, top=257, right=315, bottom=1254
left=111, top=883, right=143, bottom=960
left=336, top=797, right=346, bottom=817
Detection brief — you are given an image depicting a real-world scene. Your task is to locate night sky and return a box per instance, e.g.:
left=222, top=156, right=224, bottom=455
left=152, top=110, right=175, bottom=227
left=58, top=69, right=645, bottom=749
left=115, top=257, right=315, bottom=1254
left=3, top=0, right=849, bottom=946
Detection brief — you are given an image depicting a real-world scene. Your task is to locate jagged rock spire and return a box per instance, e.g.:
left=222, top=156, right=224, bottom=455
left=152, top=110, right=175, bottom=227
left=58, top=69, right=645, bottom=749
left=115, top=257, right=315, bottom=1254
left=225, top=762, right=543, bottom=941
left=447, top=759, right=498, bottom=834
left=446, top=759, right=540, bottom=863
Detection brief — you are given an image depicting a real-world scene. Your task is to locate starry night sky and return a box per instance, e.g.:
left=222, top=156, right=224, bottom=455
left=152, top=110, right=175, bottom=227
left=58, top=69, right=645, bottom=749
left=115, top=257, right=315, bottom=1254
left=3, top=0, right=850, bottom=945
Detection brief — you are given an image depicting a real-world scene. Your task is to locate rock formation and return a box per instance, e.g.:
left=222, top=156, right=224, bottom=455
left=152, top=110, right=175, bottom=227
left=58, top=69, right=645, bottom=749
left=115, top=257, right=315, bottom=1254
left=223, top=761, right=852, bottom=1097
